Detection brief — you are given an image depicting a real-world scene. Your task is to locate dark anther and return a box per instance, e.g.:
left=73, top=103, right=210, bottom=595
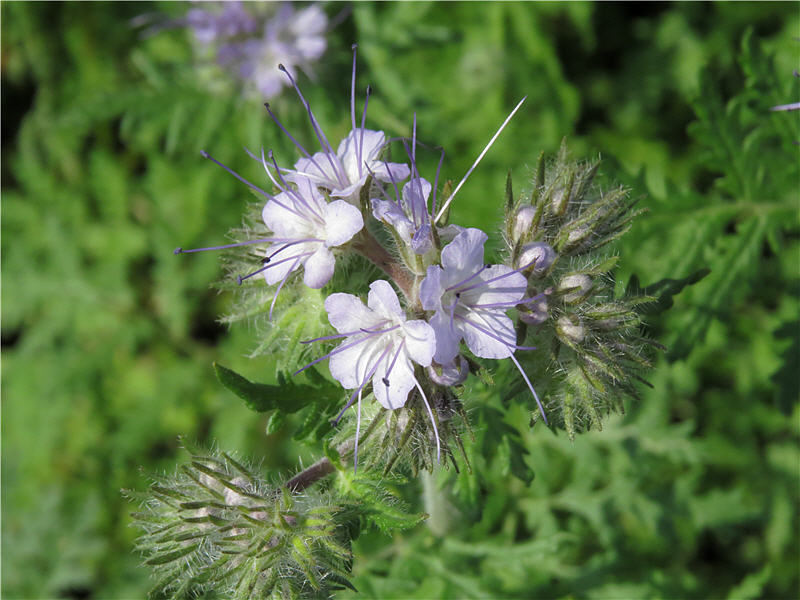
left=485, top=263, right=492, bottom=268
left=174, top=247, right=183, bottom=255
left=261, top=256, right=271, bottom=264
left=264, top=102, right=270, bottom=109
left=382, top=377, right=390, bottom=386
left=236, top=275, right=244, bottom=286
left=351, top=43, right=358, bottom=50
left=200, top=150, right=210, bottom=159
left=366, top=84, right=372, bottom=95
left=455, top=292, right=461, bottom=298
left=278, top=63, right=286, bottom=71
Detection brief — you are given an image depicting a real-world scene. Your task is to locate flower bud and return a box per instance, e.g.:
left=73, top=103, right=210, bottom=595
left=427, top=355, right=469, bottom=386
left=557, top=274, right=592, bottom=304
left=516, top=242, right=556, bottom=276
left=511, top=205, right=536, bottom=243
left=557, top=315, right=585, bottom=344
left=518, top=296, right=549, bottom=325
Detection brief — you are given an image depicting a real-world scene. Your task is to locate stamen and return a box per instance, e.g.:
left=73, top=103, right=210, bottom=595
left=430, top=146, right=445, bottom=219
left=508, top=353, right=547, bottom=424
left=350, top=44, right=358, bottom=141
left=265, top=150, right=324, bottom=221
left=174, top=238, right=278, bottom=255
left=200, top=150, right=275, bottom=201
left=237, top=251, right=313, bottom=285
left=294, top=326, right=398, bottom=376
left=357, top=85, right=372, bottom=180
left=453, top=313, right=533, bottom=350
left=269, top=256, right=300, bottom=321
left=334, top=345, right=392, bottom=423
left=414, top=378, right=441, bottom=464
left=381, top=340, right=407, bottom=407
left=435, top=96, right=526, bottom=222
left=278, top=64, right=347, bottom=187
left=262, top=239, right=321, bottom=264
left=382, top=158, right=401, bottom=208
left=354, top=386, right=363, bottom=473
left=263, top=103, right=316, bottom=165
left=445, top=264, right=491, bottom=292
left=455, top=262, right=531, bottom=295
left=301, top=321, right=394, bottom=344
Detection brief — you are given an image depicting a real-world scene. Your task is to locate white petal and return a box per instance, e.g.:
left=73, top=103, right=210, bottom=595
left=401, top=177, right=432, bottom=215
left=302, top=246, right=335, bottom=288
left=419, top=265, right=445, bottom=311
left=263, top=246, right=306, bottom=285
left=367, top=280, right=403, bottom=318
left=290, top=152, right=341, bottom=189
left=324, top=293, right=376, bottom=333
left=402, top=320, right=436, bottom=367
left=262, top=195, right=304, bottom=237
left=338, top=129, right=386, bottom=181
left=324, top=200, right=363, bottom=247
left=371, top=161, right=411, bottom=185
left=466, top=264, right=527, bottom=307
left=441, top=227, right=488, bottom=276
left=429, top=308, right=461, bottom=365
left=329, top=336, right=384, bottom=390
left=372, top=199, right=414, bottom=243
left=372, top=351, right=415, bottom=410
left=461, top=309, right=515, bottom=359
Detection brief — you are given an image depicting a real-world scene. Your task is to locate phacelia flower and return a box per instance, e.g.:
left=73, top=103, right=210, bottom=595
left=183, top=2, right=328, bottom=99
left=266, top=45, right=409, bottom=203
left=296, top=280, right=439, bottom=463
left=420, top=227, right=547, bottom=421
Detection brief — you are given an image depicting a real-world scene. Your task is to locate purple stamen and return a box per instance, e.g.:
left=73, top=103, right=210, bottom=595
left=263, top=239, right=319, bottom=264
left=237, top=251, right=313, bottom=285
left=357, top=85, right=371, bottom=180
left=381, top=340, right=406, bottom=405
left=382, top=158, right=401, bottom=208
left=455, top=261, right=533, bottom=295
left=174, top=237, right=280, bottom=255
left=200, top=150, right=276, bottom=202
left=293, top=326, right=399, bottom=376
left=354, top=386, right=363, bottom=473
left=278, top=64, right=347, bottom=187
left=334, top=345, right=392, bottom=423
left=350, top=44, right=358, bottom=143
left=468, top=292, right=548, bottom=309
left=265, top=150, right=324, bottom=221
left=449, top=298, right=458, bottom=334
left=445, top=264, right=492, bottom=292
left=431, top=146, right=445, bottom=219
left=453, top=313, right=533, bottom=350
left=508, top=353, right=547, bottom=424
left=414, top=378, right=440, bottom=464
left=269, top=256, right=300, bottom=321
left=300, top=321, right=392, bottom=344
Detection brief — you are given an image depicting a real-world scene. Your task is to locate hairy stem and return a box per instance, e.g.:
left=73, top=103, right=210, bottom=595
left=353, top=230, right=415, bottom=301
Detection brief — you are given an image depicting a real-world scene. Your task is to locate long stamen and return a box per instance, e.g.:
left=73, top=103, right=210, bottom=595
left=265, top=150, right=324, bottom=221
left=174, top=237, right=283, bottom=255
left=414, top=378, right=441, bottom=464
left=278, top=64, right=347, bottom=187
left=269, top=256, right=300, bottom=321
left=468, top=293, right=547, bottom=309
left=350, top=44, right=358, bottom=141
left=431, top=146, right=445, bottom=219
left=382, top=158, right=402, bottom=208
left=200, top=150, right=276, bottom=201
left=334, top=345, right=392, bottom=423
left=354, top=387, right=363, bottom=473
left=455, top=261, right=534, bottom=295
left=300, top=320, right=391, bottom=344
left=357, top=85, right=371, bottom=180
left=263, top=239, right=319, bottom=264
left=293, top=326, right=400, bottom=376
left=445, top=264, right=491, bottom=292
left=454, top=313, right=534, bottom=350
left=411, top=116, right=426, bottom=221
left=380, top=340, right=406, bottom=404
left=237, top=251, right=313, bottom=285
left=435, top=96, right=526, bottom=223
left=508, top=353, right=547, bottom=424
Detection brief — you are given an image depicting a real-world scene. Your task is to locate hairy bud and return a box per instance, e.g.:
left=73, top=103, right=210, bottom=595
left=517, top=242, right=556, bottom=276
left=558, top=273, right=593, bottom=304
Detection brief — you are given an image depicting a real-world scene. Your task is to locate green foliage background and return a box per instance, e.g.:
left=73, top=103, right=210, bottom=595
left=2, top=2, right=798, bottom=598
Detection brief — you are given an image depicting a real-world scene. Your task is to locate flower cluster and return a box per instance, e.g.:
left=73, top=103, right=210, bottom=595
left=178, top=1, right=328, bottom=99
left=177, top=46, right=651, bottom=466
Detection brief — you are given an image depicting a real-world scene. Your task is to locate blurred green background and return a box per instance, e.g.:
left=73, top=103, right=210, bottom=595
left=2, top=2, right=798, bottom=598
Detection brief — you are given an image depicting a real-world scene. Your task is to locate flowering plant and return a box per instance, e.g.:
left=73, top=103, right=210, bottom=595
left=135, top=46, right=664, bottom=597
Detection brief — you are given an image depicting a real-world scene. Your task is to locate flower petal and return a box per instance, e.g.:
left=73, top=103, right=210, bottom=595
left=419, top=265, right=445, bottom=311
left=466, top=264, right=527, bottom=307
left=372, top=351, right=415, bottom=410
left=262, top=194, right=304, bottom=237
left=338, top=129, right=385, bottom=181
left=461, top=309, right=515, bottom=359
left=370, top=161, right=411, bottom=186
left=402, top=319, right=436, bottom=367
left=302, top=246, right=335, bottom=288
left=372, top=199, right=414, bottom=243
left=328, top=336, right=384, bottom=390
left=367, top=280, right=403, bottom=318
left=441, top=227, right=488, bottom=276
left=324, top=199, right=363, bottom=247
left=324, top=293, right=376, bottom=333
left=291, top=152, right=341, bottom=189
left=429, top=308, right=461, bottom=365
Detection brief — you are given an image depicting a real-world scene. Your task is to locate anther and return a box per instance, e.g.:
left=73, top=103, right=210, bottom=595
left=351, top=43, right=358, bottom=51
left=174, top=247, right=183, bottom=255
left=455, top=292, right=461, bottom=298
left=366, top=84, right=372, bottom=96
left=278, top=63, right=286, bottom=72
left=236, top=275, right=244, bottom=286
left=261, top=256, right=271, bottom=264
left=382, top=377, right=390, bottom=387
left=200, top=150, right=210, bottom=159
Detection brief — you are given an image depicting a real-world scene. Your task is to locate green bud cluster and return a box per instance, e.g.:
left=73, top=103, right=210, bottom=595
left=504, top=142, right=658, bottom=439
left=127, top=448, right=353, bottom=599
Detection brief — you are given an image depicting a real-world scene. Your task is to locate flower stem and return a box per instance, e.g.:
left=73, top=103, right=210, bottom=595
left=353, top=230, right=415, bottom=301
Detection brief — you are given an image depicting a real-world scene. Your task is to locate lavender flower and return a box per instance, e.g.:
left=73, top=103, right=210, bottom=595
left=183, top=2, right=328, bottom=99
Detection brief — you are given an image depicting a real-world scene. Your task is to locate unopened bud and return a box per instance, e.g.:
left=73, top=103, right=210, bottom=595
left=557, top=315, right=585, bottom=344
left=511, top=206, right=536, bottom=242
left=558, top=274, right=592, bottom=304
left=516, top=242, right=556, bottom=276
left=427, top=356, right=469, bottom=386
left=519, top=296, right=549, bottom=325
